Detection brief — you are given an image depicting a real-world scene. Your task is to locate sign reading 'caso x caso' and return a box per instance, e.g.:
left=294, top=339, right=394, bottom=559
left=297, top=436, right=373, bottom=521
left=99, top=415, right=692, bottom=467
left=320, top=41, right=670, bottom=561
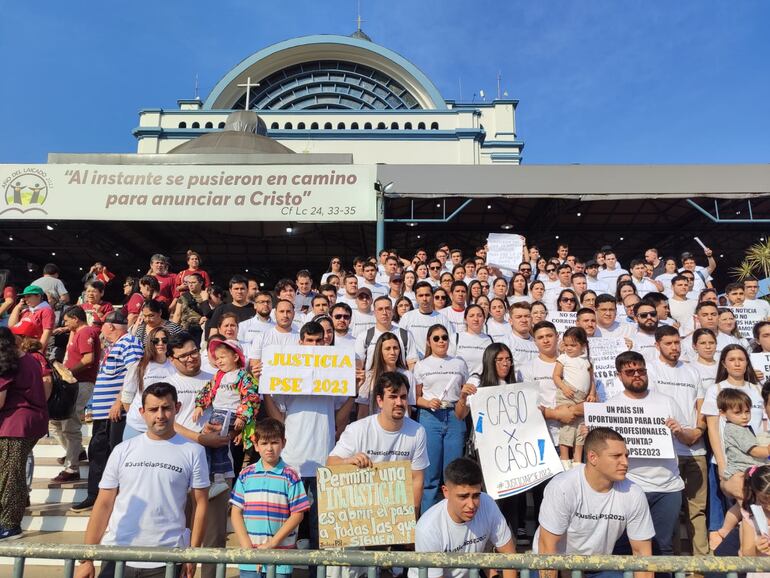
left=0, top=164, right=376, bottom=221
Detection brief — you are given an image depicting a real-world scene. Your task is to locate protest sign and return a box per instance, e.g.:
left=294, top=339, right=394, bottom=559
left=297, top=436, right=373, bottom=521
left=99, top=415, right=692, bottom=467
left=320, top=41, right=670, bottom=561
left=583, top=402, right=674, bottom=459
left=469, top=382, right=562, bottom=499
left=316, top=461, right=416, bottom=548
left=259, top=344, right=355, bottom=396
left=729, top=306, right=764, bottom=338
left=751, top=352, right=770, bottom=377
left=548, top=311, right=577, bottom=334
left=589, top=337, right=628, bottom=402
left=486, top=233, right=525, bottom=271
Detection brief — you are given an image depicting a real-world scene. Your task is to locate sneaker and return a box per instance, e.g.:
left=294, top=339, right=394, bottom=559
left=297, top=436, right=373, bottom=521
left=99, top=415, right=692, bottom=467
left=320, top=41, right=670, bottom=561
left=56, top=450, right=87, bottom=466
left=71, top=496, right=96, bottom=512
left=208, top=480, right=230, bottom=499
left=0, top=526, right=22, bottom=541
left=51, top=470, right=80, bottom=483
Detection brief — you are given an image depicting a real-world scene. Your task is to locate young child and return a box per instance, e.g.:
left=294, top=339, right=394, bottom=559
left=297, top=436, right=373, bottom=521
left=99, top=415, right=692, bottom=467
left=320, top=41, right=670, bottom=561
left=739, top=465, right=770, bottom=570
left=230, top=418, right=310, bottom=578
left=193, top=337, right=260, bottom=496
left=552, top=327, right=595, bottom=469
left=719, top=388, right=770, bottom=495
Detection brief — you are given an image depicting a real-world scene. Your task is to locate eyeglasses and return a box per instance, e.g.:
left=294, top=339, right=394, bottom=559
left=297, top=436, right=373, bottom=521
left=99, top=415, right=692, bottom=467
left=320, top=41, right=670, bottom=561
left=520, top=269, right=532, bottom=273
left=429, top=266, right=441, bottom=270
left=546, top=268, right=556, bottom=273
left=357, top=295, right=371, bottom=300
left=333, top=314, right=351, bottom=320
left=637, top=311, right=657, bottom=319
left=621, top=367, right=647, bottom=377
left=560, top=298, right=576, bottom=303
left=431, top=334, right=449, bottom=342
left=434, top=295, right=448, bottom=300
left=481, top=284, right=489, bottom=289
left=151, top=337, right=169, bottom=344
left=173, top=349, right=200, bottom=361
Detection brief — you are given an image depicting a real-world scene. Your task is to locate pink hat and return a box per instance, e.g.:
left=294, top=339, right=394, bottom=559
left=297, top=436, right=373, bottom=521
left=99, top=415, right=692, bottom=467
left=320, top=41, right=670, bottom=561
left=207, top=338, right=245, bottom=368
left=11, top=319, right=42, bottom=339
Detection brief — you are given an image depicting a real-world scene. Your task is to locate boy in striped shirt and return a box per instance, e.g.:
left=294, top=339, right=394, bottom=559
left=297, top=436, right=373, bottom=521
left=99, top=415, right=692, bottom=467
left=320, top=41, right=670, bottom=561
left=231, top=418, right=310, bottom=578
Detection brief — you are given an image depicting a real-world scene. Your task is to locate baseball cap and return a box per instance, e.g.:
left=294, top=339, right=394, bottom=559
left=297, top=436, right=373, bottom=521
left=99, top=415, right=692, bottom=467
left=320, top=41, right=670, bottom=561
left=390, top=274, right=404, bottom=283
left=19, top=285, right=45, bottom=297
left=356, top=288, right=373, bottom=299
left=103, top=311, right=128, bottom=325
left=10, top=319, right=42, bottom=339
left=585, top=260, right=599, bottom=268
left=207, top=338, right=246, bottom=368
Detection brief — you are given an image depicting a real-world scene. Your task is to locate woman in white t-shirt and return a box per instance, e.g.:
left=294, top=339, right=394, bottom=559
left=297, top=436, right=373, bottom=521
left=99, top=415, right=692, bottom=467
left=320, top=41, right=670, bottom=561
left=702, top=344, right=764, bottom=527
left=529, top=280, right=546, bottom=304
left=718, top=308, right=750, bottom=349
left=692, top=328, right=718, bottom=392
left=449, top=305, right=493, bottom=375
left=121, top=326, right=175, bottom=439
left=321, top=256, right=344, bottom=284
left=491, top=277, right=509, bottom=303
left=485, top=298, right=512, bottom=343
left=507, top=273, right=531, bottom=305
left=414, top=323, right=470, bottom=514
left=402, top=270, right=418, bottom=306
left=654, top=258, right=679, bottom=295
left=356, top=331, right=416, bottom=418
left=531, top=301, right=548, bottom=327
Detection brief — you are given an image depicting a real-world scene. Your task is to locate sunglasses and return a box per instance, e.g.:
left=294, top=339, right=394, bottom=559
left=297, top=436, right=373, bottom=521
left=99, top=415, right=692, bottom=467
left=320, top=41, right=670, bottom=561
left=431, top=334, right=449, bottom=342
left=333, top=314, right=351, bottom=320
left=546, top=268, right=556, bottom=273
left=429, top=266, right=441, bottom=270
left=151, top=337, right=169, bottom=344
left=621, top=368, right=647, bottom=377
left=357, top=295, right=372, bottom=300
left=331, top=260, right=341, bottom=264
left=560, top=298, right=576, bottom=303
left=637, top=311, right=657, bottom=319
left=434, top=295, right=448, bottom=299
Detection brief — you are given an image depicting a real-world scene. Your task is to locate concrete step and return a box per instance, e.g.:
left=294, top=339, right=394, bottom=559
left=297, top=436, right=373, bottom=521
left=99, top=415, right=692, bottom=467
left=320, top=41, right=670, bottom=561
left=29, top=479, right=88, bottom=505
left=22, top=503, right=91, bottom=532
left=32, top=457, right=88, bottom=480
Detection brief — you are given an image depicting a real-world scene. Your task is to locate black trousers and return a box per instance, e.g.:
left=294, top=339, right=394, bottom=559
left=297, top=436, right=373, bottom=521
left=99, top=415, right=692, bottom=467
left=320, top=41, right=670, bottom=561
left=87, top=417, right=126, bottom=498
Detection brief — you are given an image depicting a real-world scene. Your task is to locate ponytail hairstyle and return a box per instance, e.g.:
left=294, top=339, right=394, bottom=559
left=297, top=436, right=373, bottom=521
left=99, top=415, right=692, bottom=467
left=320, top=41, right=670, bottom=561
left=743, top=465, right=770, bottom=509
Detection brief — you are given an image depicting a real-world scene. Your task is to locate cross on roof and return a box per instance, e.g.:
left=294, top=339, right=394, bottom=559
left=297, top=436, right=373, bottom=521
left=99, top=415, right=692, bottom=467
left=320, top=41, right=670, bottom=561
left=237, top=76, right=260, bottom=110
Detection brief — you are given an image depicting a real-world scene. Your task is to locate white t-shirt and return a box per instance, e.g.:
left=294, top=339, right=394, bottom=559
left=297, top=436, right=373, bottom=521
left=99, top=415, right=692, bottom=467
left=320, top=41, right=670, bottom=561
left=123, top=360, right=176, bottom=432
left=692, top=360, right=717, bottom=394
left=329, top=414, right=429, bottom=470
left=237, top=315, right=274, bottom=345
left=273, top=394, right=346, bottom=477
left=357, top=368, right=417, bottom=408
left=408, top=493, right=512, bottom=578
left=361, top=280, right=388, bottom=299
left=597, top=321, right=635, bottom=340
left=334, top=331, right=357, bottom=348
left=586, top=277, right=610, bottom=294
left=449, top=331, right=493, bottom=375
left=669, top=298, right=697, bottom=336
left=351, top=310, right=376, bottom=337
left=647, top=359, right=705, bottom=456
left=440, top=306, right=468, bottom=334
left=606, top=391, right=685, bottom=493
left=485, top=318, right=513, bottom=343
left=100, top=434, right=209, bottom=567
left=745, top=298, right=770, bottom=320
left=533, top=464, right=654, bottom=555
left=504, top=333, right=539, bottom=367
left=701, top=380, right=765, bottom=433
left=247, top=327, right=299, bottom=360
left=556, top=353, right=591, bottom=393
left=413, top=355, right=469, bottom=403
left=597, top=267, right=629, bottom=290
left=354, top=324, right=419, bottom=370
left=398, top=309, right=454, bottom=357
left=520, top=356, right=559, bottom=444
left=337, top=293, right=358, bottom=308
left=631, top=331, right=658, bottom=363
left=655, top=273, right=677, bottom=295
left=632, top=277, right=658, bottom=299
left=168, top=370, right=214, bottom=432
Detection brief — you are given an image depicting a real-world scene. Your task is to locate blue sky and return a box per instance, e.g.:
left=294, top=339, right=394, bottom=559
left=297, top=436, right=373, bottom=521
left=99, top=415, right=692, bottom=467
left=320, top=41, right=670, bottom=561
left=1, top=1, right=768, bottom=164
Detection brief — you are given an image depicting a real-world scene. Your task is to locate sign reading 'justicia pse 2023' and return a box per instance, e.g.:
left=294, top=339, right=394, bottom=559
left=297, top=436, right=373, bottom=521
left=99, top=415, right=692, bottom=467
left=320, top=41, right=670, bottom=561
left=0, top=164, right=376, bottom=221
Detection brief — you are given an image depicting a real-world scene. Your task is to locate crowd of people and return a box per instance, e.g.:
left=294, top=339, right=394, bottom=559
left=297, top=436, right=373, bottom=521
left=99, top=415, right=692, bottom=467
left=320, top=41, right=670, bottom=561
left=1, top=240, right=770, bottom=578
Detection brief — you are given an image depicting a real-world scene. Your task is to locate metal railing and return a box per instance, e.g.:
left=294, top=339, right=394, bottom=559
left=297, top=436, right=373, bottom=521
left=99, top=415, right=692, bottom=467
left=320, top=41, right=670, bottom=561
left=4, top=543, right=770, bottom=578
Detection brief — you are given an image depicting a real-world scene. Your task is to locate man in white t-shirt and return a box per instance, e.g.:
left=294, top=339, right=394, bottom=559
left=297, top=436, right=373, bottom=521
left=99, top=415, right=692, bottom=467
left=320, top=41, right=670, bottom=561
left=585, top=260, right=610, bottom=294
left=630, top=301, right=658, bottom=362
left=668, top=275, right=697, bottom=336
left=535, top=428, right=653, bottom=578
left=440, top=281, right=468, bottom=333
left=408, top=457, right=515, bottom=578
left=330, top=302, right=356, bottom=347
left=263, top=322, right=354, bottom=556
left=630, top=259, right=662, bottom=298
left=351, top=288, right=376, bottom=337
left=75, top=382, right=209, bottom=578
left=356, top=296, right=418, bottom=370
left=237, top=291, right=275, bottom=345
left=399, top=281, right=453, bottom=358
left=743, top=277, right=770, bottom=320
left=646, top=325, right=708, bottom=556
left=338, top=274, right=360, bottom=308
left=595, top=295, right=635, bottom=343
left=607, top=351, right=699, bottom=558
left=504, top=301, right=538, bottom=367
left=360, top=262, right=387, bottom=299
left=597, top=251, right=628, bottom=291
left=248, top=299, right=299, bottom=371
left=329, top=371, right=428, bottom=508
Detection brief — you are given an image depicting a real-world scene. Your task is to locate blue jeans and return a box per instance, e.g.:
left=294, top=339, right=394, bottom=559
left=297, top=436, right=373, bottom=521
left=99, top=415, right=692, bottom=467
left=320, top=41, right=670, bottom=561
left=418, top=407, right=467, bottom=513
left=707, top=458, right=731, bottom=531
left=614, top=490, right=681, bottom=559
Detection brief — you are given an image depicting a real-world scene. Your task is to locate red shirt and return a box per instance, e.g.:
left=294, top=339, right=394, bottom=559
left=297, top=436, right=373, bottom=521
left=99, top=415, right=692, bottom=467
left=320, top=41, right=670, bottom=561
left=65, top=325, right=101, bottom=383
left=21, top=302, right=56, bottom=331
left=173, top=268, right=211, bottom=298
left=154, top=273, right=176, bottom=302
left=0, top=353, right=48, bottom=438
left=123, top=293, right=145, bottom=316
left=82, top=301, right=114, bottom=326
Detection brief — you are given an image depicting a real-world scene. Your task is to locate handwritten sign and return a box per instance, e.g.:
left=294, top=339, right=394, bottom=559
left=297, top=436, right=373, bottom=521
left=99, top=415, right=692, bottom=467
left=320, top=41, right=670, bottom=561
left=486, top=233, right=525, bottom=271
left=548, top=311, right=577, bottom=334
left=317, top=461, right=416, bottom=548
left=584, top=402, right=674, bottom=459
left=729, top=306, right=764, bottom=338
left=589, top=337, right=628, bottom=402
left=469, top=382, right=562, bottom=499
left=259, top=344, right=355, bottom=396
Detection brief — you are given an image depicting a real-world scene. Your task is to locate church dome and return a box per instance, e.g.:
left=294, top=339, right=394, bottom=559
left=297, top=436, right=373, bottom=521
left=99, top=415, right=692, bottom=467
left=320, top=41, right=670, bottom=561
left=169, top=111, right=295, bottom=154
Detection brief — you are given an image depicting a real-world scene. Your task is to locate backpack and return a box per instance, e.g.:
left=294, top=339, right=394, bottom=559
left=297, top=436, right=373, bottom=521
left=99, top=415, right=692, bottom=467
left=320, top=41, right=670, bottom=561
left=364, top=327, right=410, bottom=356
